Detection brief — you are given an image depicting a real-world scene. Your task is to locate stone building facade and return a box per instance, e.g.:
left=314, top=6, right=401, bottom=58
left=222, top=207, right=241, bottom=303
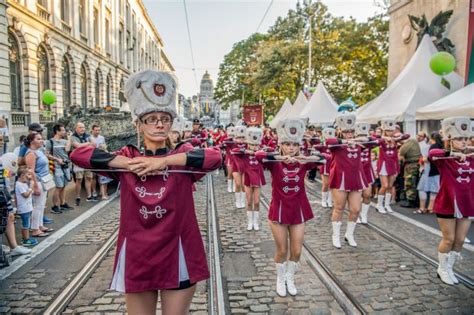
left=388, top=0, right=469, bottom=84
left=2, top=0, right=174, bottom=147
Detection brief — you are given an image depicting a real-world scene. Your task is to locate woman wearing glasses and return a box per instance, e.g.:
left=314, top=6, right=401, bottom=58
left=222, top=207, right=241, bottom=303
left=71, top=70, right=222, bottom=315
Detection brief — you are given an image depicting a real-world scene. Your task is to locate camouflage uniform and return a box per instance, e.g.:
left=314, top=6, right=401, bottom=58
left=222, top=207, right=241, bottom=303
left=404, top=162, right=419, bottom=202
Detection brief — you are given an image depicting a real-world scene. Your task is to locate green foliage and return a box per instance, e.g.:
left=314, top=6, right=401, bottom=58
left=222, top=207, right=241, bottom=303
left=215, top=0, right=389, bottom=116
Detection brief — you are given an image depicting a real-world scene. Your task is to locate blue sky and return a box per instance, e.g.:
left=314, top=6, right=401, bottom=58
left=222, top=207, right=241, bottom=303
left=143, top=0, right=382, bottom=97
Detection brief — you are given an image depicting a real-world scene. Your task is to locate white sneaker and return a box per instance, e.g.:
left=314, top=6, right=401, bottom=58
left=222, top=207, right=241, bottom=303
left=11, top=246, right=32, bottom=256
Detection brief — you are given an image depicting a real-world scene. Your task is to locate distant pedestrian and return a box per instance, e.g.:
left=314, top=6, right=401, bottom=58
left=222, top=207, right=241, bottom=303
left=15, top=167, right=38, bottom=247
left=0, top=118, right=10, bottom=155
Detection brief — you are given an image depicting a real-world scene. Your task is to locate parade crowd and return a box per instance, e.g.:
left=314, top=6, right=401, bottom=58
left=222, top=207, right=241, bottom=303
left=1, top=70, right=472, bottom=314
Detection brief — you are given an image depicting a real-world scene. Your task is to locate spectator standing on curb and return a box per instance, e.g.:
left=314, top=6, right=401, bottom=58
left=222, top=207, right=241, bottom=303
left=398, top=137, right=422, bottom=208
left=71, top=122, right=96, bottom=206
left=45, top=124, right=74, bottom=214
left=90, top=124, right=110, bottom=200
left=15, top=167, right=38, bottom=246
left=0, top=118, right=9, bottom=156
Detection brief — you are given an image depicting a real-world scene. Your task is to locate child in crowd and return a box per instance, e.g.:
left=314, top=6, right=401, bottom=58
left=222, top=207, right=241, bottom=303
left=15, top=167, right=38, bottom=246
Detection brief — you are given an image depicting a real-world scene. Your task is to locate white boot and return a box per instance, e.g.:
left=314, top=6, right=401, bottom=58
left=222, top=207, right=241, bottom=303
left=332, top=221, right=342, bottom=249
left=344, top=221, right=357, bottom=247
left=253, top=211, right=260, bottom=230
left=321, top=192, right=328, bottom=208
left=232, top=181, right=236, bottom=192
left=276, top=263, right=287, bottom=297
left=447, top=251, right=461, bottom=284
left=227, top=179, right=233, bottom=193
left=327, top=192, right=333, bottom=207
left=384, top=193, right=393, bottom=213
left=360, top=203, right=370, bottom=224
left=375, top=195, right=387, bottom=213
left=286, top=261, right=298, bottom=296
left=246, top=211, right=253, bottom=231
left=235, top=192, right=240, bottom=208
left=437, top=252, right=454, bottom=285
left=239, top=192, right=246, bottom=209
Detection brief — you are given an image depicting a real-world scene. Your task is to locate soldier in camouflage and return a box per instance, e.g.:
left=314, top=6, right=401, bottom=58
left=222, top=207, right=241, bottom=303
left=398, top=137, right=422, bottom=208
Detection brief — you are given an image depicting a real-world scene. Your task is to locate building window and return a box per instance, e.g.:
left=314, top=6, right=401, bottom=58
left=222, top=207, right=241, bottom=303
left=79, top=0, right=86, bottom=36
left=105, top=18, right=111, bottom=55
left=106, top=74, right=112, bottom=106
left=81, top=63, right=88, bottom=108
left=95, top=69, right=101, bottom=108
left=60, top=0, right=69, bottom=23
left=119, top=24, right=124, bottom=64
left=119, top=78, right=124, bottom=108
left=126, top=32, right=131, bottom=69
left=62, top=57, right=71, bottom=114
left=9, top=32, right=23, bottom=112
left=37, top=45, right=50, bottom=110
left=93, top=8, right=99, bottom=46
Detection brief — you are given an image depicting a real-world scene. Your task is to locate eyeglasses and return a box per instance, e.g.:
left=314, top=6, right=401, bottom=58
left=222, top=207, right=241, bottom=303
left=141, top=116, right=172, bottom=126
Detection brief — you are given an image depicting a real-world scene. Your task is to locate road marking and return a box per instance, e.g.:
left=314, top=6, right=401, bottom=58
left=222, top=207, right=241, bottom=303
left=0, top=194, right=119, bottom=280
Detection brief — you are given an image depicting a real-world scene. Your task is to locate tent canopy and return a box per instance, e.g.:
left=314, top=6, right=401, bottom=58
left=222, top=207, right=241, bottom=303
left=357, top=34, right=463, bottom=124
left=286, top=91, right=308, bottom=119
left=300, top=81, right=339, bottom=125
left=416, top=83, right=474, bottom=120
left=269, top=98, right=292, bottom=128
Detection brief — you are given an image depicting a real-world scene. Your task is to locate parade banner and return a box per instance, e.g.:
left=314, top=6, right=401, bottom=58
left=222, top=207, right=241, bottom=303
left=243, top=104, right=264, bottom=126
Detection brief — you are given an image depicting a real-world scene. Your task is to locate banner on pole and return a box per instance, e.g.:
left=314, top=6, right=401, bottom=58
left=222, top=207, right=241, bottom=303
left=243, top=104, right=264, bottom=126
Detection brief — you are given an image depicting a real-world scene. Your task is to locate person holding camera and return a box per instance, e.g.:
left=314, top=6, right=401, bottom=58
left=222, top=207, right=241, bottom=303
left=45, top=123, right=74, bottom=214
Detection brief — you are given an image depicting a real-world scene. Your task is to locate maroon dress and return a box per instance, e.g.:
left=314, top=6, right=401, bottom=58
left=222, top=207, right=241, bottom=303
left=429, top=149, right=474, bottom=218
left=326, top=138, right=366, bottom=191
left=361, top=141, right=378, bottom=186
left=232, top=147, right=266, bottom=187
left=70, top=144, right=222, bottom=292
left=222, top=139, right=235, bottom=167
left=231, top=143, right=247, bottom=173
left=376, top=135, right=409, bottom=176
left=256, top=152, right=320, bottom=225
left=314, top=144, right=332, bottom=176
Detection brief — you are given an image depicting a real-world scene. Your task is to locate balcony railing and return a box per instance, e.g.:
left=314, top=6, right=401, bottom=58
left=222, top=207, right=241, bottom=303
left=39, top=112, right=57, bottom=124
left=37, top=4, right=50, bottom=21
left=61, top=21, right=72, bottom=34
left=11, top=112, right=30, bottom=127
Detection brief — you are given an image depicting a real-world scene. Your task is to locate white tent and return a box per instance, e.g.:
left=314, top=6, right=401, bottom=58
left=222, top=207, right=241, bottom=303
left=269, top=98, right=292, bottom=128
left=286, top=91, right=308, bottom=119
left=300, top=82, right=339, bottom=125
left=357, top=34, right=463, bottom=134
left=416, top=83, right=474, bottom=120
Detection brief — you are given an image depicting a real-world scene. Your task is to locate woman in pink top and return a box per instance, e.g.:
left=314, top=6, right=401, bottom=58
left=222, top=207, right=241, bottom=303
left=71, top=70, right=221, bottom=314
left=428, top=116, right=473, bottom=286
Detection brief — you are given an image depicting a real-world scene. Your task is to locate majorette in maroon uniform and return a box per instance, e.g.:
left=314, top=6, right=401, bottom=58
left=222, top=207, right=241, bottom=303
left=255, top=118, right=326, bottom=298
left=314, top=127, right=335, bottom=208
left=329, top=113, right=366, bottom=249
left=231, top=125, right=248, bottom=209
left=374, top=119, right=409, bottom=214
left=70, top=70, right=222, bottom=312
left=222, top=126, right=236, bottom=193
left=427, top=116, right=473, bottom=286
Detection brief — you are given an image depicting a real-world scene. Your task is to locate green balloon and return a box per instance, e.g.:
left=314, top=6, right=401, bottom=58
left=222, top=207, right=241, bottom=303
left=429, top=52, right=456, bottom=76
left=42, top=89, right=57, bottom=105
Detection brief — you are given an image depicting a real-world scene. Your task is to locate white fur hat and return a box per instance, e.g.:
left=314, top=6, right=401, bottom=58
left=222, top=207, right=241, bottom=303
left=171, top=116, right=184, bottom=133
left=234, top=126, right=247, bottom=138
left=441, top=116, right=472, bottom=140
left=124, top=70, right=178, bottom=121
left=182, top=120, right=193, bottom=132
left=335, top=113, right=356, bottom=132
left=381, top=118, right=396, bottom=131
left=246, top=127, right=263, bottom=145
left=470, top=121, right=474, bottom=137
left=322, top=127, right=336, bottom=139
left=226, top=126, right=235, bottom=137
left=277, top=118, right=305, bottom=144
left=355, top=122, right=371, bottom=136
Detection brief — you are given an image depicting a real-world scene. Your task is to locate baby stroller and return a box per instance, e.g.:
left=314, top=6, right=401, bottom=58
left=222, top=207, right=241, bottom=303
left=0, top=188, right=12, bottom=267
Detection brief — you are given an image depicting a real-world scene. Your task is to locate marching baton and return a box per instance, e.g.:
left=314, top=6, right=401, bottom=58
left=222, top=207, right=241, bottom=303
left=86, top=169, right=208, bottom=175
left=262, top=159, right=325, bottom=164
left=328, top=141, right=377, bottom=148
left=432, top=154, right=474, bottom=161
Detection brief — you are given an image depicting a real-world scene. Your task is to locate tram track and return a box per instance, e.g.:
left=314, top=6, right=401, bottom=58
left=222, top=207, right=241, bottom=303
left=304, top=180, right=474, bottom=291
left=259, top=193, right=367, bottom=315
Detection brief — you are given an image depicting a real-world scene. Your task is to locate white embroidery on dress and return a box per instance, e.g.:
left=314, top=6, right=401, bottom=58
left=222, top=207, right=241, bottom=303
left=282, top=186, right=300, bottom=193
left=139, top=167, right=170, bottom=182
left=347, top=153, right=358, bottom=159
left=456, top=177, right=470, bottom=183
left=386, top=150, right=394, bottom=155
left=139, top=205, right=167, bottom=219
left=282, top=167, right=300, bottom=175
left=283, top=175, right=300, bottom=183
left=136, top=186, right=166, bottom=198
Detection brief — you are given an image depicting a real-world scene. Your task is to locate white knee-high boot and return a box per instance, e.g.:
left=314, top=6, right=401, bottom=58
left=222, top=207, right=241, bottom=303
left=246, top=211, right=253, bottom=231
left=227, top=179, right=233, bottom=193
left=276, top=262, right=287, bottom=297
left=344, top=221, right=357, bottom=247
left=239, top=192, right=246, bottom=209
left=384, top=193, right=393, bottom=213
left=437, top=252, right=454, bottom=285
left=375, top=194, right=386, bottom=213
left=332, top=221, right=342, bottom=249
left=447, top=251, right=460, bottom=284
left=286, top=260, right=298, bottom=296
left=253, top=211, right=260, bottom=230
left=360, top=203, right=370, bottom=224
left=321, top=192, right=328, bottom=207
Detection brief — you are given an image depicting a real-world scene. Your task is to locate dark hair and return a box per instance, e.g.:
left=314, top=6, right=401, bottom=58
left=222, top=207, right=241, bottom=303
left=91, top=124, right=100, bottom=130
left=18, top=135, right=27, bottom=143
left=25, top=133, right=41, bottom=147
left=430, top=132, right=444, bottom=148
left=17, top=166, right=29, bottom=178
left=53, top=123, right=65, bottom=135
